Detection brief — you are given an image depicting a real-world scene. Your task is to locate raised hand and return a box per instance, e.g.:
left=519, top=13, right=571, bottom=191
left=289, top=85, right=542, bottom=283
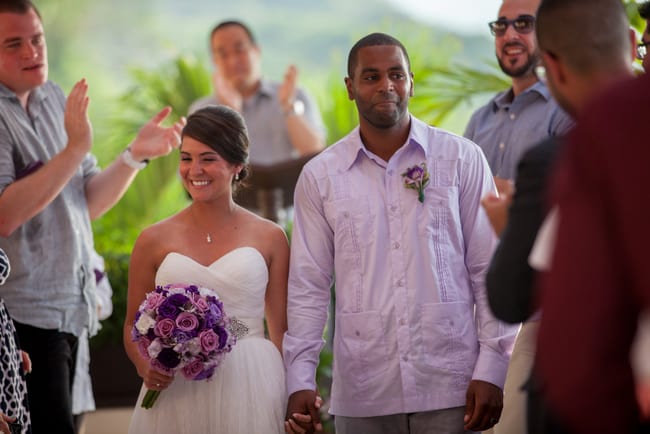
left=128, top=107, right=185, bottom=162
left=278, top=64, right=298, bottom=112
left=213, top=70, right=243, bottom=112
left=64, top=79, right=92, bottom=155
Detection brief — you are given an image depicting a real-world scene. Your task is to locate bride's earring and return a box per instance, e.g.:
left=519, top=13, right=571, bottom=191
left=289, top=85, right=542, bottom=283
left=234, top=172, right=239, bottom=181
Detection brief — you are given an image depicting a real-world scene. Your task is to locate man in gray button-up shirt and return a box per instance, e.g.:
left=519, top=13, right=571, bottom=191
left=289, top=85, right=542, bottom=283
left=0, top=2, right=184, bottom=432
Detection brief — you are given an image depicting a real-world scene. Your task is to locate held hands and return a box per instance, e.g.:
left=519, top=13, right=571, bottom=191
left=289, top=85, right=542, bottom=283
left=278, top=64, right=298, bottom=113
left=64, top=79, right=92, bottom=156
left=481, top=176, right=515, bottom=237
left=285, top=389, right=323, bottom=434
left=463, top=379, right=503, bottom=431
left=128, top=107, right=186, bottom=163
left=212, top=70, right=243, bottom=112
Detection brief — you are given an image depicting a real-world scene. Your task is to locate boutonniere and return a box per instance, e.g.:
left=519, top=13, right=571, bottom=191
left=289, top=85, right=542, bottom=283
left=401, top=162, right=430, bottom=203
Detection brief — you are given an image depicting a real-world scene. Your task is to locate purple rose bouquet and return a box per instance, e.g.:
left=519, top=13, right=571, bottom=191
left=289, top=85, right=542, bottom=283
left=132, top=283, right=239, bottom=409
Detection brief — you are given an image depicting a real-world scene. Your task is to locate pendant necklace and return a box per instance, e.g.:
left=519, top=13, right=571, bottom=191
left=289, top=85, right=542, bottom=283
left=191, top=208, right=213, bottom=244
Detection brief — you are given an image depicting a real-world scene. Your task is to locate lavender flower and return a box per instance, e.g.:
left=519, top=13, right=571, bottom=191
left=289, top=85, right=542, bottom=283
left=401, top=162, right=430, bottom=203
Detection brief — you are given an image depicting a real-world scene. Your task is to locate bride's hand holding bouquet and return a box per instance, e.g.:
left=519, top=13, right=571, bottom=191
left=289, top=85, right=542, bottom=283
left=131, top=283, right=240, bottom=409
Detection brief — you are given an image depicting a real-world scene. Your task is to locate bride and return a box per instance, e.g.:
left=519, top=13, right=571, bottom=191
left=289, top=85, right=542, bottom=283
left=123, top=105, right=290, bottom=433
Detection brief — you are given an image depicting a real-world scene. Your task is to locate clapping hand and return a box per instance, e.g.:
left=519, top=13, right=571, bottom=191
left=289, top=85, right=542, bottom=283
left=278, top=64, right=298, bottom=113
left=127, top=107, right=186, bottom=163
left=64, top=79, right=92, bottom=156
left=481, top=176, right=515, bottom=237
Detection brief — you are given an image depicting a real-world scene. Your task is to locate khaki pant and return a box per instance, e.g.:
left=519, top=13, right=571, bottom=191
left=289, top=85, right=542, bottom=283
left=483, top=321, right=539, bottom=434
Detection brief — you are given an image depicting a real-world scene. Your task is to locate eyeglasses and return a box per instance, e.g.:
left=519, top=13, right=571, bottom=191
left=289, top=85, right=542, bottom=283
left=488, top=15, right=536, bottom=37
left=637, top=41, right=649, bottom=61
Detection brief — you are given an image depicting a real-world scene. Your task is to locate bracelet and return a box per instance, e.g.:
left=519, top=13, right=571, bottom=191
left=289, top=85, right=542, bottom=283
left=283, top=100, right=305, bottom=117
left=121, top=148, right=149, bottom=170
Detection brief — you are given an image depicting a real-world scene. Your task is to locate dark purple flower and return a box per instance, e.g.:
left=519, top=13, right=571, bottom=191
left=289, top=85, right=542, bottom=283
left=156, top=347, right=181, bottom=369
left=157, top=299, right=180, bottom=319
left=167, top=293, right=190, bottom=307
left=216, top=326, right=229, bottom=349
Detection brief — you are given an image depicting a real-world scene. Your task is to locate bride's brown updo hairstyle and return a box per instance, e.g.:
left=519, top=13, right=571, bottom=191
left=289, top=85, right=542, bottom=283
left=181, top=105, right=250, bottom=192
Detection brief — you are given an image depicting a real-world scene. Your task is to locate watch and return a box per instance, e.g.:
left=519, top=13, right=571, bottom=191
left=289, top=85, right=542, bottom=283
left=121, top=148, right=149, bottom=170
left=284, top=99, right=305, bottom=117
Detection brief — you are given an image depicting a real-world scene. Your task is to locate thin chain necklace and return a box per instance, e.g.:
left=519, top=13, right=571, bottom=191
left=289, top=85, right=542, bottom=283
left=190, top=207, right=213, bottom=244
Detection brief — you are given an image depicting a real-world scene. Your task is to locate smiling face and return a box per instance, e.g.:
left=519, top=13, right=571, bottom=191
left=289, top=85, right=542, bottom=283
left=345, top=44, right=413, bottom=131
left=179, top=137, right=241, bottom=202
left=0, top=7, right=47, bottom=102
left=495, top=0, right=541, bottom=79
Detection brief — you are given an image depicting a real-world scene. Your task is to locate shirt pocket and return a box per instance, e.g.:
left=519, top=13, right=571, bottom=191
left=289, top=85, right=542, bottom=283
left=323, top=197, right=374, bottom=260
left=335, top=311, right=390, bottom=387
left=419, top=302, right=478, bottom=375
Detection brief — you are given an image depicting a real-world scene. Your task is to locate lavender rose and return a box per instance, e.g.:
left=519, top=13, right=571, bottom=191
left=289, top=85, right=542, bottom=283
left=182, top=358, right=205, bottom=380
left=154, top=318, right=175, bottom=338
left=176, top=312, right=199, bottom=332
left=199, top=329, right=218, bottom=352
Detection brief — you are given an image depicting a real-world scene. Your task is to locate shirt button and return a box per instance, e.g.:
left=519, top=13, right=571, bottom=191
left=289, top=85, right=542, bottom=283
left=499, top=142, right=505, bottom=150
left=510, top=113, right=516, bottom=120
left=355, top=330, right=360, bottom=336
left=399, top=318, right=406, bottom=326
left=397, top=280, right=404, bottom=287
left=402, top=355, right=408, bottom=362
left=390, top=205, right=397, bottom=212
left=343, top=211, right=350, bottom=218
left=393, top=242, right=400, bottom=249
left=387, top=170, right=394, bottom=176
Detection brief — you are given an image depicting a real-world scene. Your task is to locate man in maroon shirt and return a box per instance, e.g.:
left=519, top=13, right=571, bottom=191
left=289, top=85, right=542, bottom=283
left=537, top=60, right=650, bottom=434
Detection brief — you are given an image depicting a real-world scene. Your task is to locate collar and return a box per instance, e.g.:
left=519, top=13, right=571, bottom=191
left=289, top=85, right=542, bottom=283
left=0, top=81, right=46, bottom=105
left=492, top=80, right=551, bottom=111
left=340, top=114, right=429, bottom=171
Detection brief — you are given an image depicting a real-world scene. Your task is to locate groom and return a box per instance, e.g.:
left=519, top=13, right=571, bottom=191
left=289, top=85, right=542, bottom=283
left=283, top=32, right=517, bottom=434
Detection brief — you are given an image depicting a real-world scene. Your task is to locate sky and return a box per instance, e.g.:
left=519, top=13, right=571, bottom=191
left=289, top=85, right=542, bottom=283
left=386, top=0, right=503, bottom=35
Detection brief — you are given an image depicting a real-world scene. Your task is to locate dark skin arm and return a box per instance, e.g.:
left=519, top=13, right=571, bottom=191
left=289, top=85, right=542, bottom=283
left=463, top=379, right=504, bottom=431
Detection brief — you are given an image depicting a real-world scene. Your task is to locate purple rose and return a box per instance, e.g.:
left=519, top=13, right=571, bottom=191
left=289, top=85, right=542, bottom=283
left=193, top=365, right=216, bottom=381
left=145, top=292, right=165, bottom=310
left=156, top=347, right=181, bottom=370
left=405, top=165, right=424, bottom=182
left=182, top=358, right=205, bottom=380
left=216, top=326, right=230, bottom=350
left=157, top=299, right=180, bottom=320
left=186, top=285, right=199, bottom=295
left=172, top=329, right=195, bottom=342
left=192, top=296, right=210, bottom=313
left=199, top=329, right=218, bottom=352
left=167, top=293, right=190, bottom=307
left=154, top=318, right=175, bottom=338
left=176, top=312, right=199, bottom=332
left=136, top=337, right=152, bottom=359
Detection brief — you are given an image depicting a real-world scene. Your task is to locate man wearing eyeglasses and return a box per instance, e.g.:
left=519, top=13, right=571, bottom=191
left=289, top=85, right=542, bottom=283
left=464, top=2, right=573, bottom=434
left=464, top=0, right=573, bottom=185
left=639, top=1, right=650, bottom=71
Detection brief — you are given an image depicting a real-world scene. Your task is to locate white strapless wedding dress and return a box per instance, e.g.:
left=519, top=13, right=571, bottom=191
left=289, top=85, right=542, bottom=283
left=128, top=247, right=286, bottom=434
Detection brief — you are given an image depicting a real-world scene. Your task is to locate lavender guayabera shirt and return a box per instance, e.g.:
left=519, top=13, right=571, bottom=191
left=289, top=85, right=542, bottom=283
left=189, top=79, right=325, bottom=165
left=284, top=116, right=518, bottom=417
left=0, top=81, right=100, bottom=337
left=464, top=81, right=573, bottom=180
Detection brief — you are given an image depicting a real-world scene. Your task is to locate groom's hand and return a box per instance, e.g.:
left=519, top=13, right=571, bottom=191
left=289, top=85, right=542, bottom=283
left=285, top=389, right=322, bottom=433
